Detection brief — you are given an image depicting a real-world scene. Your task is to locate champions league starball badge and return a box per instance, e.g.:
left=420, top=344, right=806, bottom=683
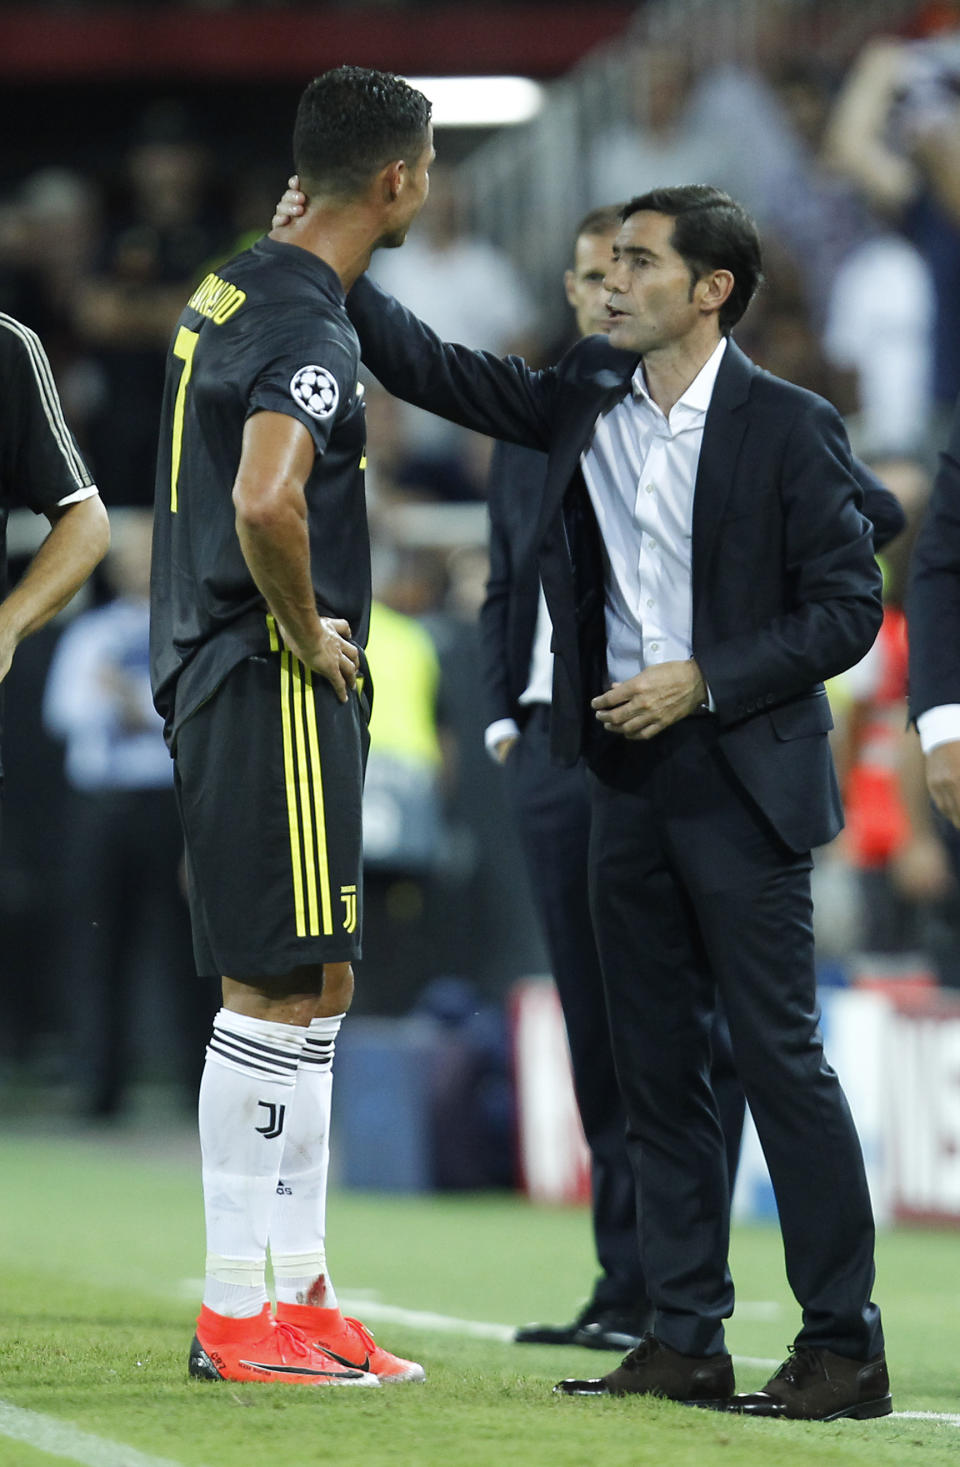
left=290, top=365, right=339, bottom=419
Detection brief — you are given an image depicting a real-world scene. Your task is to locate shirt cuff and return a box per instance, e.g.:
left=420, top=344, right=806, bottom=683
left=917, top=705, right=960, bottom=753
left=56, top=485, right=100, bottom=507
left=484, top=717, right=520, bottom=763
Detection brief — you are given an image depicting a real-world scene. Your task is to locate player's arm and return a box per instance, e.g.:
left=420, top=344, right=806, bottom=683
left=273, top=175, right=552, bottom=448
left=0, top=494, right=109, bottom=685
left=232, top=410, right=359, bottom=702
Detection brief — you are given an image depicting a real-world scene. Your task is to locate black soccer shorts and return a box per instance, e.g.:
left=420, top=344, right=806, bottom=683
left=174, top=645, right=371, bottom=979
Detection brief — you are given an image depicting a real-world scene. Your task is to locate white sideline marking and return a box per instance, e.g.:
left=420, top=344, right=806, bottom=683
left=0, top=1401, right=191, bottom=1467
left=340, top=1296, right=515, bottom=1341
left=892, top=1411, right=960, bottom=1426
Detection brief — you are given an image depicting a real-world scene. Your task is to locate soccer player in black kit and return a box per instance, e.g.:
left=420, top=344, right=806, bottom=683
left=150, top=68, right=433, bottom=1388
left=0, top=315, right=109, bottom=768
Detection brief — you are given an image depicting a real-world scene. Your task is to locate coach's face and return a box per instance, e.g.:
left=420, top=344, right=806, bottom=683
left=602, top=209, right=716, bottom=355
left=380, top=126, right=435, bottom=249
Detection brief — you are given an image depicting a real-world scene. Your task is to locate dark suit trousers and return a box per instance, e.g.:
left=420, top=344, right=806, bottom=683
left=506, top=707, right=745, bottom=1310
left=505, top=706, right=648, bottom=1312
left=588, top=716, right=883, bottom=1360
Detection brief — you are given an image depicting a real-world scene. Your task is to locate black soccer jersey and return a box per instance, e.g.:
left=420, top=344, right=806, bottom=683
left=149, top=237, right=371, bottom=746
left=0, top=312, right=95, bottom=604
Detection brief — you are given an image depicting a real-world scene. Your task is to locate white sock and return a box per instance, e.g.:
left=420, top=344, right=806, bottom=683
left=270, top=1013, right=343, bottom=1308
left=199, top=1008, right=306, bottom=1318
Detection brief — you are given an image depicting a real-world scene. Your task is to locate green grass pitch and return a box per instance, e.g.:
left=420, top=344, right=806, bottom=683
left=0, top=1127, right=957, bottom=1467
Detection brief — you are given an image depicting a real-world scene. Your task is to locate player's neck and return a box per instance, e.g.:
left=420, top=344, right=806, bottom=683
left=268, top=211, right=378, bottom=293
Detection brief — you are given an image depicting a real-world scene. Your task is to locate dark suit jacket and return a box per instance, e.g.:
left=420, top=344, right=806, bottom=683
left=348, top=277, right=884, bottom=852
left=909, top=397, right=960, bottom=720
left=481, top=439, right=904, bottom=733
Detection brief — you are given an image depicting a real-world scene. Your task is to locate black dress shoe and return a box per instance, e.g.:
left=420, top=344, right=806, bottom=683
left=726, top=1345, right=891, bottom=1421
left=554, top=1333, right=734, bottom=1405
left=515, top=1303, right=652, bottom=1350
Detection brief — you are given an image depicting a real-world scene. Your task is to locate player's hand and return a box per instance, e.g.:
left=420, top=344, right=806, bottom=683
left=925, top=739, right=960, bottom=829
left=592, top=659, right=707, bottom=740
left=272, top=176, right=305, bottom=230
left=279, top=616, right=359, bottom=703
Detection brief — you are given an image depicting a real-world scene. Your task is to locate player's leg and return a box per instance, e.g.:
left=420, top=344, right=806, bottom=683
left=190, top=966, right=376, bottom=1385
left=269, top=962, right=425, bottom=1382
left=175, top=656, right=379, bottom=1386
left=241, top=647, right=424, bottom=1381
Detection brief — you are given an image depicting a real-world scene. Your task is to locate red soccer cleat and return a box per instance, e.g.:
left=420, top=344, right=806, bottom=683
left=275, top=1302, right=425, bottom=1383
left=189, top=1303, right=380, bottom=1386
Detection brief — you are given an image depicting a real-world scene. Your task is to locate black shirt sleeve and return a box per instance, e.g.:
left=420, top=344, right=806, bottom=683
left=246, top=309, right=358, bottom=457
left=0, top=314, right=94, bottom=513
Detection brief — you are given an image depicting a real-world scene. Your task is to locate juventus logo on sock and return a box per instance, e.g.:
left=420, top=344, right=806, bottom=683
left=255, top=1101, right=286, bottom=1139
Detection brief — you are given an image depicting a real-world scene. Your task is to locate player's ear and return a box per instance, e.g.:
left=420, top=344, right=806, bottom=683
left=381, top=159, right=405, bottom=202
left=563, top=269, right=577, bottom=307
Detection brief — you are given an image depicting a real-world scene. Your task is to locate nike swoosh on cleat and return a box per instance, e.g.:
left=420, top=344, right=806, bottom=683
left=239, top=1359, right=364, bottom=1378
left=317, top=1347, right=372, bottom=1373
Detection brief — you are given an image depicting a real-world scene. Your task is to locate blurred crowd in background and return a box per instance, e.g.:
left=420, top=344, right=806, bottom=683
left=2, top=0, right=960, bottom=1142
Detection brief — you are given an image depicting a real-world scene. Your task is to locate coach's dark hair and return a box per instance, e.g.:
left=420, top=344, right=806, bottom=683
left=621, top=185, right=763, bottom=332
left=294, top=66, right=432, bottom=200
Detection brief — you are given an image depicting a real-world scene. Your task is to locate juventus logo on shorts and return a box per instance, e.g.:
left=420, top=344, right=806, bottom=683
left=340, top=884, right=357, bottom=933
left=255, top=1101, right=286, bottom=1140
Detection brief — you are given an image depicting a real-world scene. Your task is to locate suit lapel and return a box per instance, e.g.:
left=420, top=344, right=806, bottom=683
left=691, top=339, right=754, bottom=611
left=536, top=356, right=638, bottom=542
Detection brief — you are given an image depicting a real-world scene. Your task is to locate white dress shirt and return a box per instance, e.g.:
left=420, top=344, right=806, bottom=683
left=484, top=584, right=555, bottom=761
left=484, top=338, right=727, bottom=760
left=580, top=337, right=727, bottom=686
left=917, top=705, right=960, bottom=753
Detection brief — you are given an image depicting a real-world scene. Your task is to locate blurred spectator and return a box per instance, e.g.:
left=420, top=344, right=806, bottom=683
left=824, top=33, right=960, bottom=439
left=829, top=451, right=960, bottom=976
left=362, top=377, right=483, bottom=507
left=755, top=57, right=935, bottom=461
left=358, top=549, right=450, bottom=1017
left=412, top=976, right=515, bottom=1191
left=422, top=543, right=548, bottom=998
left=371, top=164, right=538, bottom=359
left=72, top=101, right=234, bottom=507
left=585, top=47, right=788, bottom=212
left=43, top=510, right=213, bottom=1116
left=832, top=601, right=916, bottom=952
left=891, top=721, right=960, bottom=988
left=370, top=164, right=540, bottom=497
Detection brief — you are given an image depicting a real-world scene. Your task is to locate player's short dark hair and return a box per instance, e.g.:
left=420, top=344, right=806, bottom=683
left=621, top=185, right=763, bottom=331
left=294, top=66, right=432, bottom=200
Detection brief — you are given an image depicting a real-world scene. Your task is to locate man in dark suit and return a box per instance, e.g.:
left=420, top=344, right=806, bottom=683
left=482, top=204, right=747, bottom=1353
left=345, top=184, right=889, bottom=1420
left=481, top=201, right=906, bottom=1360
left=908, top=396, right=960, bottom=836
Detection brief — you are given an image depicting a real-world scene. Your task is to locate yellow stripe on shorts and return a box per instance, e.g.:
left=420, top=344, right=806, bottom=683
left=274, top=621, right=334, bottom=939
left=302, top=666, right=333, bottom=935
left=279, top=649, right=307, bottom=936
left=290, top=656, right=320, bottom=936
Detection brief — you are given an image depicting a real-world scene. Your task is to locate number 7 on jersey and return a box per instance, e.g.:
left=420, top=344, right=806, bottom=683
left=170, top=325, right=199, bottom=512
